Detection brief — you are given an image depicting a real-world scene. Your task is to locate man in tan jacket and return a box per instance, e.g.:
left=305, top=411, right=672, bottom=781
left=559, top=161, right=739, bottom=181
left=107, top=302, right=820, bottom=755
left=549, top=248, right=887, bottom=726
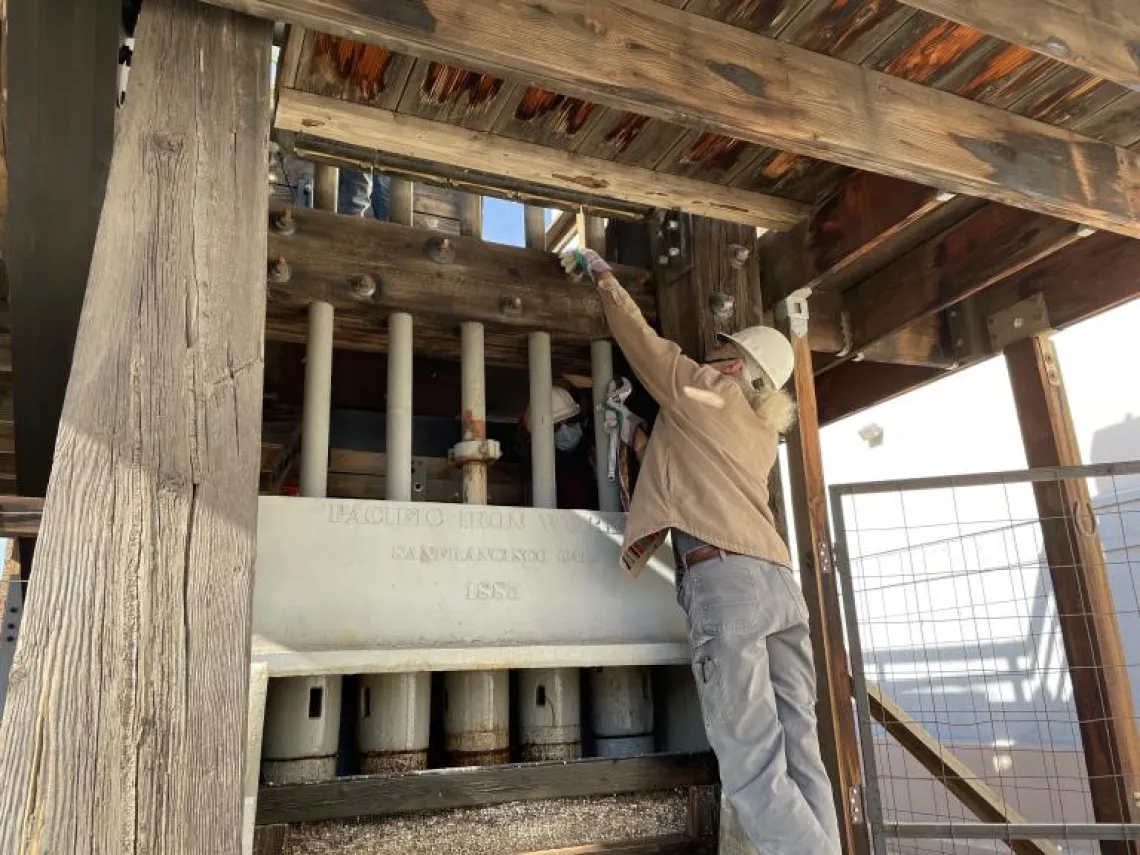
left=563, top=249, right=841, bottom=855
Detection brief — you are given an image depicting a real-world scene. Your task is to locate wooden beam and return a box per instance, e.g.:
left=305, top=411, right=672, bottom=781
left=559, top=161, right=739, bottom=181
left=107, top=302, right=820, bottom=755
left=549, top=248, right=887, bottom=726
left=0, top=2, right=271, bottom=852
left=277, top=90, right=807, bottom=231
left=867, top=683, right=1062, bottom=855
left=779, top=317, right=870, bottom=855
left=763, top=173, right=984, bottom=303
left=264, top=308, right=595, bottom=374
left=898, top=0, right=1140, bottom=92
left=0, top=495, right=41, bottom=537
left=267, top=201, right=655, bottom=339
left=840, top=205, right=1087, bottom=367
left=548, top=209, right=578, bottom=253
left=816, top=362, right=946, bottom=425
left=256, top=752, right=718, bottom=825
left=1005, top=334, right=1140, bottom=849
left=521, top=838, right=717, bottom=855
left=8, top=0, right=117, bottom=577
left=206, top=0, right=1140, bottom=238
left=815, top=234, right=1140, bottom=425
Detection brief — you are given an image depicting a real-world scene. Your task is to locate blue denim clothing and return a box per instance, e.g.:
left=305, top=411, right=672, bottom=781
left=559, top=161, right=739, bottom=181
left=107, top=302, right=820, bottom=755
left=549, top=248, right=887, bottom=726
left=278, top=157, right=390, bottom=220
left=338, top=170, right=390, bottom=220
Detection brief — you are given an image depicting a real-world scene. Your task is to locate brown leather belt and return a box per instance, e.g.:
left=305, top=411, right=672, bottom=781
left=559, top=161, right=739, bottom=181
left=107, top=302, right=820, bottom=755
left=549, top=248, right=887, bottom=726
left=680, top=544, right=730, bottom=570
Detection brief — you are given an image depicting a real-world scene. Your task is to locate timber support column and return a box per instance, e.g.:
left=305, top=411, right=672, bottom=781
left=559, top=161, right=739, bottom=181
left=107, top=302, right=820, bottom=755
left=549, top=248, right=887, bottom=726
left=1006, top=333, right=1140, bottom=851
left=0, top=0, right=271, bottom=850
left=777, top=296, right=870, bottom=855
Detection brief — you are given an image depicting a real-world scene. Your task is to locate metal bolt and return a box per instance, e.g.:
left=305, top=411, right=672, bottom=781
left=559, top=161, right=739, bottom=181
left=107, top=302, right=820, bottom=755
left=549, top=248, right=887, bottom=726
left=666, top=219, right=680, bottom=231
left=657, top=254, right=671, bottom=267
left=1043, top=36, right=1071, bottom=57
left=271, top=207, right=297, bottom=236
left=500, top=295, right=523, bottom=316
left=667, top=246, right=681, bottom=258
left=728, top=244, right=751, bottom=269
left=709, top=291, right=736, bottom=321
left=267, top=255, right=291, bottom=284
left=426, top=236, right=456, bottom=264
left=351, top=274, right=377, bottom=299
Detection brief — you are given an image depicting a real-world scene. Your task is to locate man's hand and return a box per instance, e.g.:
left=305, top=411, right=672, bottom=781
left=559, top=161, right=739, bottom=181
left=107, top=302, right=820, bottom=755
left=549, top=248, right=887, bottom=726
left=560, top=248, right=614, bottom=284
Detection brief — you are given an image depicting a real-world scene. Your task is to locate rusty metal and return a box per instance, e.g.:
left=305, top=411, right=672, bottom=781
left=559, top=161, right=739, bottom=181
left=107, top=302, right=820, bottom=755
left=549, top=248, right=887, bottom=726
left=267, top=255, right=291, bottom=284
left=708, top=291, right=736, bottom=321
left=351, top=273, right=377, bottom=299
left=426, top=235, right=455, bottom=264
left=360, top=751, right=431, bottom=775
left=271, top=206, right=297, bottom=236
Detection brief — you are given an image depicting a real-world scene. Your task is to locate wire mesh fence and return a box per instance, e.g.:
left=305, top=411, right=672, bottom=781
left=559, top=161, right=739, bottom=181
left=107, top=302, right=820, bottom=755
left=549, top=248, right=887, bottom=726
left=830, top=462, right=1140, bottom=855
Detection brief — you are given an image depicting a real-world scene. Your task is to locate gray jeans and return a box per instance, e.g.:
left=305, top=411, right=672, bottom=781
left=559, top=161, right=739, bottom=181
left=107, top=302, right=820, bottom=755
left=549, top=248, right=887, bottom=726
left=675, top=548, right=841, bottom=855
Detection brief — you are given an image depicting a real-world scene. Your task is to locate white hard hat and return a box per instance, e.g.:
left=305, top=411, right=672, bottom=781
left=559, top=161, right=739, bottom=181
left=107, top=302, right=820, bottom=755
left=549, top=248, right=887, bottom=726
left=528, top=386, right=581, bottom=426
left=718, top=326, right=795, bottom=390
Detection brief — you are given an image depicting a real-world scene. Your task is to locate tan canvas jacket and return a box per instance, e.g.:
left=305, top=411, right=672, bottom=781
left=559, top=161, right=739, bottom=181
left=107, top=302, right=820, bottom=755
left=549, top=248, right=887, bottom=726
left=597, top=275, right=792, bottom=578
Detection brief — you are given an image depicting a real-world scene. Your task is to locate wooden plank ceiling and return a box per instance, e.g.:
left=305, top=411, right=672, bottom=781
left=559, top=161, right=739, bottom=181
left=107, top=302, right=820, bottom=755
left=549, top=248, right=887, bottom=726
left=275, top=0, right=1140, bottom=222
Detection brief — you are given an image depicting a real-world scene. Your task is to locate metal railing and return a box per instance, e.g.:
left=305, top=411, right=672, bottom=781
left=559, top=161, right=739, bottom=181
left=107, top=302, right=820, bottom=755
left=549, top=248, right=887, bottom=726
left=831, top=461, right=1140, bottom=854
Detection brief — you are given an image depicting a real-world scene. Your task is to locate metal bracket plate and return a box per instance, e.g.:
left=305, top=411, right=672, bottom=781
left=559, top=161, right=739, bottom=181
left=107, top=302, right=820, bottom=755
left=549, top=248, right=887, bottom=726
left=987, top=293, right=1052, bottom=352
left=776, top=292, right=811, bottom=339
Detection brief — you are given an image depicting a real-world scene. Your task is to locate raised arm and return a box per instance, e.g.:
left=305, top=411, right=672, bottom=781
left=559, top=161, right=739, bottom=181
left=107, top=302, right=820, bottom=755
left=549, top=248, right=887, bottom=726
left=562, top=249, right=699, bottom=406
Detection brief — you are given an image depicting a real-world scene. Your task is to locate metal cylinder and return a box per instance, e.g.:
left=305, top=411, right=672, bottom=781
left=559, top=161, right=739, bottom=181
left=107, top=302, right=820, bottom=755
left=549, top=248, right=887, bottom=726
left=388, top=177, right=413, bottom=225
left=528, top=331, right=556, bottom=509
left=300, top=301, right=334, bottom=498
left=591, top=339, right=622, bottom=512
left=262, top=675, right=343, bottom=783
left=265, top=169, right=341, bottom=784
left=591, top=666, right=654, bottom=758
left=444, top=670, right=510, bottom=766
left=386, top=312, right=414, bottom=501
left=460, top=321, right=489, bottom=504
left=357, top=672, right=432, bottom=774
left=518, top=668, right=582, bottom=761
left=313, top=163, right=339, bottom=212
left=443, top=319, right=509, bottom=765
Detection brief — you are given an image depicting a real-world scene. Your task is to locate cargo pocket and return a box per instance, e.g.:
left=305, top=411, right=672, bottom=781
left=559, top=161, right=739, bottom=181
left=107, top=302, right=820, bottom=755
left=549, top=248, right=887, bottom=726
left=691, top=643, right=731, bottom=727
left=690, top=566, right=764, bottom=640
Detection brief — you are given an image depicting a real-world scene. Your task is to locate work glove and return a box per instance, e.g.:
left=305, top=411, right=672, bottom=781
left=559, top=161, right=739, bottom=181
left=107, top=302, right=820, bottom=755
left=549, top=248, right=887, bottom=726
left=560, top=248, right=613, bottom=284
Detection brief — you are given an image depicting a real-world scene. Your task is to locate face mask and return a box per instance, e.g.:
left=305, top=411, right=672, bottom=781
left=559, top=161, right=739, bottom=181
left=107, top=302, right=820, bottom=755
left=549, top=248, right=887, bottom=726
left=554, top=421, right=583, bottom=452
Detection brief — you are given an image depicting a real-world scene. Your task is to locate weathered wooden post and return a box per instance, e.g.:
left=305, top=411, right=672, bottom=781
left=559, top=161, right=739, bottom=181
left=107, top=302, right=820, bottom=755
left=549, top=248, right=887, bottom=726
left=0, top=0, right=271, bottom=851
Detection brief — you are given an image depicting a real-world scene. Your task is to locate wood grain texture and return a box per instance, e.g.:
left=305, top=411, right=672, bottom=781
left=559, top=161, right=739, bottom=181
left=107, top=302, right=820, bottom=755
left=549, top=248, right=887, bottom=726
left=761, top=171, right=984, bottom=303
left=815, top=361, right=945, bottom=425
left=266, top=201, right=654, bottom=338
left=257, top=752, right=718, bottom=825
left=265, top=306, right=595, bottom=374
left=0, top=2, right=271, bottom=853
left=779, top=326, right=870, bottom=855
left=7, top=0, right=117, bottom=504
left=0, top=495, right=42, bottom=537
left=867, top=683, right=1061, bottom=855
left=276, top=89, right=808, bottom=230
left=207, top=0, right=1140, bottom=237
left=842, top=204, right=1086, bottom=362
left=898, top=0, right=1140, bottom=92
left=1005, top=334, right=1140, bottom=849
